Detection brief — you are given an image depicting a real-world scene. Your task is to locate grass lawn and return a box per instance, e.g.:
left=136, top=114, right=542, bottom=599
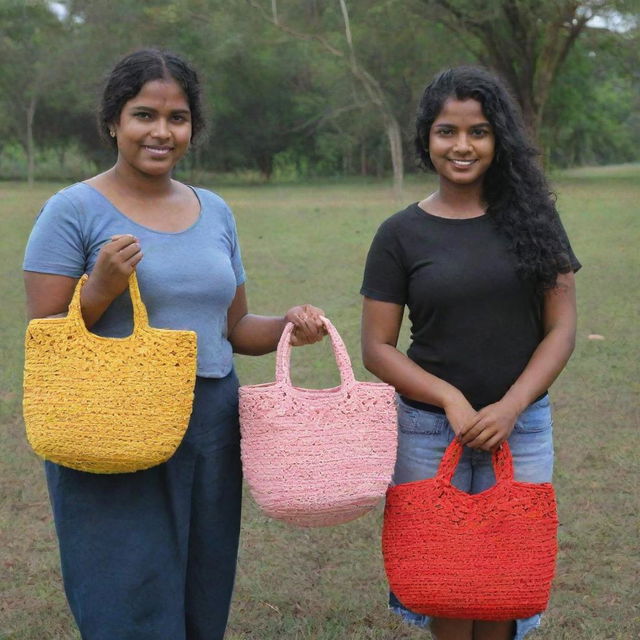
left=1, top=166, right=638, bottom=639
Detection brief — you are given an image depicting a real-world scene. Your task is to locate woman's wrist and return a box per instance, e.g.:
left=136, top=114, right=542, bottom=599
left=441, top=387, right=468, bottom=412
left=79, top=277, right=118, bottom=328
left=500, top=388, right=531, bottom=416
left=82, top=276, right=114, bottom=307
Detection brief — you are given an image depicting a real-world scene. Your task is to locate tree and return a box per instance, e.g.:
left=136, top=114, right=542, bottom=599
left=0, top=1, right=68, bottom=184
left=1, top=0, right=634, bottom=183
left=415, top=0, right=637, bottom=148
left=542, top=21, right=639, bottom=166
left=206, top=44, right=319, bottom=179
left=248, top=0, right=409, bottom=194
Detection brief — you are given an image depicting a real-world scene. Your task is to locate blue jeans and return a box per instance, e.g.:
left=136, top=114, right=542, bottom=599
left=389, top=394, right=554, bottom=640
left=45, top=373, right=242, bottom=640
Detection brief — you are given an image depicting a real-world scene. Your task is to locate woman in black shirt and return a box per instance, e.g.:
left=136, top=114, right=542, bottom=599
left=361, top=67, right=579, bottom=640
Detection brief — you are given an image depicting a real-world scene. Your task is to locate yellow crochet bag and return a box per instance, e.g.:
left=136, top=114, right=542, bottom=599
left=23, top=271, right=197, bottom=473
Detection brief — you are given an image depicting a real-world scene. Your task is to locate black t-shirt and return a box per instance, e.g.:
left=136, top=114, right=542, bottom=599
left=360, top=203, right=581, bottom=411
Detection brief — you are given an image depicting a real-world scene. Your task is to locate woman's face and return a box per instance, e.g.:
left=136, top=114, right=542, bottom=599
left=428, top=97, right=495, bottom=188
left=111, top=78, right=192, bottom=178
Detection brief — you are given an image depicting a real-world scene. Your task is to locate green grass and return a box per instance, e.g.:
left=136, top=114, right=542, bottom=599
left=1, top=166, right=639, bottom=639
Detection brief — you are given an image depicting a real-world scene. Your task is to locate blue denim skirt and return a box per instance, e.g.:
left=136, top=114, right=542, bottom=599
left=45, top=372, right=242, bottom=640
left=389, top=394, right=555, bottom=640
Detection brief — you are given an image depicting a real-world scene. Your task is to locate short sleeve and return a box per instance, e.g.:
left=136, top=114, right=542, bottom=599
left=226, top=206, right=246, bottom=286
left=565, top=244, right=581, bottom=273
left=23, top=191, right=86, bottom=277
left=555, top=215, right=582, bottom=274
left=360, top=218, right=407, bottom=305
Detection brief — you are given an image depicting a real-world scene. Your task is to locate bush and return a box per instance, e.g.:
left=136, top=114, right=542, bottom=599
left=0, top=143, right=98, bottom=182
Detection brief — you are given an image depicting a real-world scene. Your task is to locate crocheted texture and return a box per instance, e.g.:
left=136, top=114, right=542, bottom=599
left=239, top=317, right=397, bottom=527
left=383, top=440, right=558, bottom=620
left=23, top=272, right=197, bottom=473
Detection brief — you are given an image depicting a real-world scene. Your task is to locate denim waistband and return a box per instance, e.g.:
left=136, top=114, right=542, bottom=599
left=398, top=391, right=549, bottom=415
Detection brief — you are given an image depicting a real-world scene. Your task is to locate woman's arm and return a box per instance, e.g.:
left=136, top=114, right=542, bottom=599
left=24, top=234, right=142, bottom=325
left=459, top=271, right=577, bottom=451
left=25, top=272, right=78, bottom=321
left=227, top=284, right=325, bottom=355
left=361, top=296, right=478, bottom=435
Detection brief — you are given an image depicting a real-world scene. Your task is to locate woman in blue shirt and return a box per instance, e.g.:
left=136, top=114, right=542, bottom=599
left=23, top=49, right=325, bottom=640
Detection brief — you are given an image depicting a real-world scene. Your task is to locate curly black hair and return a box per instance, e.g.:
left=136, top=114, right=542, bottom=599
left=97, top=49, right=205, bottom=150
left=415, top=66, right=572, bottom=291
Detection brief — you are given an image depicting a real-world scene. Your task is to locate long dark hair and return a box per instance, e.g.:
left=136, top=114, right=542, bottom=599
left=97, top=49, right=205, bottom=149
left=415, top=66, right=571, bottom=291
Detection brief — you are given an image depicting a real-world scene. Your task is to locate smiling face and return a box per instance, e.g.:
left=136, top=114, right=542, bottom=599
left=111, top=78, right=192, bottom=179
left=428, top=97, right=495, bottom=189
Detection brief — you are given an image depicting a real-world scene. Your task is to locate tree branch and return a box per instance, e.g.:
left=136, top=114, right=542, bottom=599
left=247, top=0, right=405, bottom=193
left=339, top=0, right=355, bottom=65
left=246, top=0, right=345, bottom=57
left=286, top=102, right=367, bottom=135
left=558, top=13, right=590, bottom=67
left=247, top=0, right=394, bottom=117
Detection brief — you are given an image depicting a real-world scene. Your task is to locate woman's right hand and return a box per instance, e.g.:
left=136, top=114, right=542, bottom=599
left=442, top=393, right=478, bottom=438
left=77, top=234, right=143, bottom=328
left=86, top=234, right=143, bottom=301
left=24, top=235, right=143, bottom=325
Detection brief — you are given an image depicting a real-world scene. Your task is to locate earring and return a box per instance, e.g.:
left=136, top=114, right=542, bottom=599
left=109, top=130, right=116, bottom=138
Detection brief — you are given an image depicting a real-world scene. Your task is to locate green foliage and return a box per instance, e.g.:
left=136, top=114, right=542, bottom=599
left=0, top=0, right=87, bottom=180
left=0, top=3, right=64, bottom=105
left=204, top=37, right=322, bottom=178
left=0, top=143, right=97, bottom=181
left=543, top=26, right=640, bottom=167
left=0, top=0, right=637, bottom=180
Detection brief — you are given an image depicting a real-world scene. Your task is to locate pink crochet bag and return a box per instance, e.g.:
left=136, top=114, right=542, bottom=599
left=239, top=317, right=397, bottom=527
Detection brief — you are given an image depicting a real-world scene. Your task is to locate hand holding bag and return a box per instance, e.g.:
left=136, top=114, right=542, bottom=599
left=383, top=439, right=558, bottom=620
left=23, top=271, right=197, bottom=473
left=239, top=317, right=397, bottom=527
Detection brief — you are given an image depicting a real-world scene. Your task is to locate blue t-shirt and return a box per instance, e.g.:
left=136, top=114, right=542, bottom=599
left=23, top=182, right=246, bottom=378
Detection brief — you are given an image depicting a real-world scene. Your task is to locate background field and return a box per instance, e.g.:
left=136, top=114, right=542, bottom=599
left=1, top=167, right=638, bottom=639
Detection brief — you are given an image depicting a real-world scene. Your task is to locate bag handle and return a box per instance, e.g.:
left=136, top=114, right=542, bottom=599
left=67, top=270, right=149, bottom=334
left=437, top=439, right=514, bottom=485
left=275, top=316, right=356, bottom=389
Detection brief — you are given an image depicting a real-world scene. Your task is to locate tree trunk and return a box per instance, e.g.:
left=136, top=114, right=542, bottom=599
left=257, top=154, right=274, bottom=181
left=26, top=95, right=37, bottom=185
left=342, top=142, right=351, bottom=174
left=57, top=145, right=66, bottom=171
left=518, top=94, right=541, bottom=149
left=385, top=116, right=404, bottom=199
left=360, top=143, right=368, bottom=176
left=252, top=1, right=405, bottom=191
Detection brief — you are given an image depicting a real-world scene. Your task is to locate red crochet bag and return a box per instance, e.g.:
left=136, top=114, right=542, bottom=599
left=382, top=439, right=558, bottom=620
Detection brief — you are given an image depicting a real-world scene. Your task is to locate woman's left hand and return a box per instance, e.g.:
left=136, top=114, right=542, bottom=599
left=458, top=399, right=521, bottom=451
left=285, top=305, right=326, bottom=346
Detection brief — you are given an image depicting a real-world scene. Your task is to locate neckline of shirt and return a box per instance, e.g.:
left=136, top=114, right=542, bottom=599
left=411, top=202, right=489, bottom=224
left=79, top=182, right=203, bottom=236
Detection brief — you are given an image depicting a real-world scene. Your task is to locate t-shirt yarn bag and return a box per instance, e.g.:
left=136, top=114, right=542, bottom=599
left=23, top=271, right=197, bottom=473
left=383, top=439, right=558, bottom=620
left=239, top=317, right=397, bottom=527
